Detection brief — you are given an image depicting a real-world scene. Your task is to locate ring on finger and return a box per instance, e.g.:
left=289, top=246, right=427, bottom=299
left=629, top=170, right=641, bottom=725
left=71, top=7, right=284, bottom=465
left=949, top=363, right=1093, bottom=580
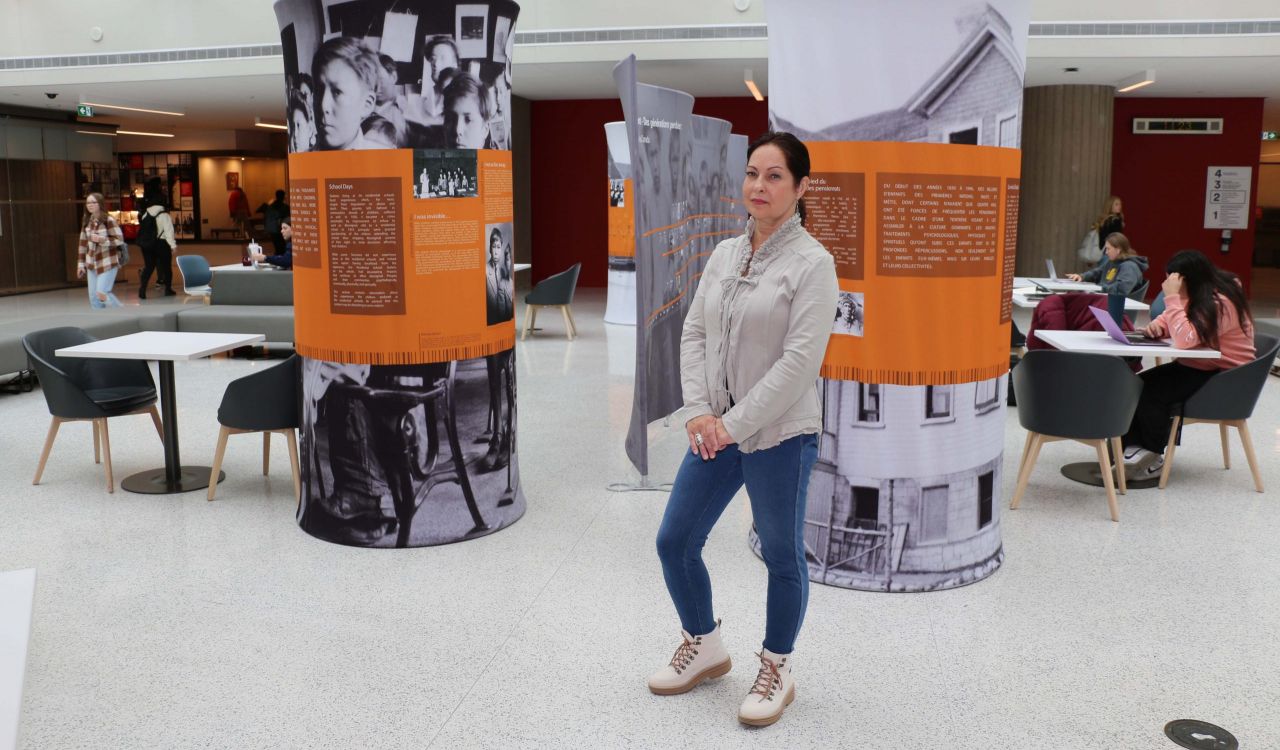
left=694, top=433, right=704, bottom=446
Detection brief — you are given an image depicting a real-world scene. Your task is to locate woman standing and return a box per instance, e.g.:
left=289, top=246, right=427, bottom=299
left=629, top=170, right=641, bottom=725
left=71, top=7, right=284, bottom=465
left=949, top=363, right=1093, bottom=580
left=1094, top=195, right=1124, bottom=253
left=76, top=193, right=125, bottom=309
left=1122, top=250, right=1255, bottom=476
left=649, top=132, right=838, bottom=727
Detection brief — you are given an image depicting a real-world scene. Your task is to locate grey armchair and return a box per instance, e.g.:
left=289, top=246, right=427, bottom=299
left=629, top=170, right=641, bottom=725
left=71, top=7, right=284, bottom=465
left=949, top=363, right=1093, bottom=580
left=23, top=327, right=163, bottom=493
left=1010, top=350, right=1143, bottom=521
left=208, top=354, right=301, bottom=501
left=1158, top=333, right=1279, bottom=492
left=522, top=263, right=581, bottom=340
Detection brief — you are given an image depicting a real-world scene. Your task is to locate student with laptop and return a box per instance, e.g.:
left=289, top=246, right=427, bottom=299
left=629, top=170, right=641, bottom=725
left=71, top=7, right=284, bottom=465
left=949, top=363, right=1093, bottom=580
left=1121, top=250, right=1256, bottom=477
left=1065, top=232, right=1148, bottom=297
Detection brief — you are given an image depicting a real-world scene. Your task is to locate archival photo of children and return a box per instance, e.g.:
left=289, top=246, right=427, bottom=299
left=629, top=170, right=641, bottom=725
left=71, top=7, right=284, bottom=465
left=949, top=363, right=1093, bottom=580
left=276, top=0, right=520, bottom=154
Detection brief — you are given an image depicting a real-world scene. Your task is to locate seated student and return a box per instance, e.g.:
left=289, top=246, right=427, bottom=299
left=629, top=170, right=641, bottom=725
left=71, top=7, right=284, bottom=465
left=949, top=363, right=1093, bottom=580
left=1121, top=250, right=1256, bottom=477
left=1066, top=232, right=1148, bottom=297
left=251, top=222, right=293, bottom=269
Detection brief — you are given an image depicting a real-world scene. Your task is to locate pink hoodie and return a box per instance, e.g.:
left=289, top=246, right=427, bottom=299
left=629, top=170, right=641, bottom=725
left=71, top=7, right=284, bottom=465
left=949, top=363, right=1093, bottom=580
left=1155, top=292, right=1255, bottom=371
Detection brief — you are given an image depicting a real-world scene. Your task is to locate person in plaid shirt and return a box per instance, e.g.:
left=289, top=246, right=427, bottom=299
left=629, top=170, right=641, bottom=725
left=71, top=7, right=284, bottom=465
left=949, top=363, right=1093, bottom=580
left=77, top=192, right=125, bottom=308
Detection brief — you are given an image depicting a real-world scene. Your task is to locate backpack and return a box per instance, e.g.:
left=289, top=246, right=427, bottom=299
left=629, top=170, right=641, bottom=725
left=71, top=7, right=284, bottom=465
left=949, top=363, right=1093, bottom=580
left=1077, top=228, right=1101, bottom=264
left=137, top=208, right=162, bottom=249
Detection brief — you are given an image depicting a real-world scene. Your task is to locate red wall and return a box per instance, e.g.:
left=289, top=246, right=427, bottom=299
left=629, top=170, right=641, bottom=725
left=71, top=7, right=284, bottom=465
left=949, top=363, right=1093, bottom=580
left=530, top=97, right=768, bottom=286
left=1111, top=97, right=1263, bottom=296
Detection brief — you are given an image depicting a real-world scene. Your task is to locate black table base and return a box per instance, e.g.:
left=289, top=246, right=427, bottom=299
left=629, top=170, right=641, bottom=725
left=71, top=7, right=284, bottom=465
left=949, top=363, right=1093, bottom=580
left=1061, top=461, right=1161, bottom=490
left=123, top=467, right=225, bottom=494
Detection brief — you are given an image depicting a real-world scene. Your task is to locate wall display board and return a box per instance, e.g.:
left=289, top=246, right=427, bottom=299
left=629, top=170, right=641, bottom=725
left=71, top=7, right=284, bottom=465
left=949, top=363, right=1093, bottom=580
left=1203, top=166, right=1252, bottom=229
left=604, top=121, right=637, bottom=325
left=760, top=0, right=1030, bottom=591
left=613, top=56, right=748, bottom=478
left=276, top=0, right=524, bottom=548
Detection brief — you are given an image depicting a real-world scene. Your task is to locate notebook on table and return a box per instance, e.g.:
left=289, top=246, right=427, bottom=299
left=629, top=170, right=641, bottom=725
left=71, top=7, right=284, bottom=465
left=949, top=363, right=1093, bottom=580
left=1088, top=305, right=1168, bottom=347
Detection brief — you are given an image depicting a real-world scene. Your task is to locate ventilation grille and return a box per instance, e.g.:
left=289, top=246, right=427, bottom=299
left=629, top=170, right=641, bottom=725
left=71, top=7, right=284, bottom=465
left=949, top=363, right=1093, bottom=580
left=2, top=19, right=1278, bottom=71
left=1030, top=19, right=1280, bottom=37
left=1133, top=117, right=1224, bottom=135
left=0, top=44, right=283, bottom=71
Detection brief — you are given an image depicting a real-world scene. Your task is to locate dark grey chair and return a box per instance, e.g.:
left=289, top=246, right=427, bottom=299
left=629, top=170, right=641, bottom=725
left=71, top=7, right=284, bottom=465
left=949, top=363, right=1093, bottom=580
left=23, top=327, right=163, bottom=493
left=522, top=263, right=582, bottom=340
left=208, top=354, right=301, bottom=501
left=1010, top=350, right=1143, bottom=521
left=1158, top=333, right=1280, bottom=493
left=1127, top=279, right=1149, bottom=303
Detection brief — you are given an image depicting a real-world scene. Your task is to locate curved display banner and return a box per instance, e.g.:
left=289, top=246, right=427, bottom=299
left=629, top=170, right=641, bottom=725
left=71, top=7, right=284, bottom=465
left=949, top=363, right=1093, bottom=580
left=614, top=56, right=748, bottom=477
left=275, top=0, right=524, bottom=548
left=604, top=121, right=637, bottom=326
left=755, top=0, right=1029, bottom=591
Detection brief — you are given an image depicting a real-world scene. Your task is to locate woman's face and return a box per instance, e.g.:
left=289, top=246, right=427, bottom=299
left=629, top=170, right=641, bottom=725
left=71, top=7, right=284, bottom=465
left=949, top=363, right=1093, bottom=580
left=85, top=197, right=99, bottom=214
left=317, top=59, right=375, bottom=150
left=1104, top=242, right=1120, bottom=261
left=289, top=108, right=314, bottom=152
left=743, top=144, right=807, bottom=226
left=281, top=222, right=293, bottom=241
left=448, top=93, right=488, bottom=149
left=490, top=235, right=502, bottom=262
left=428, top=44, right=458, bottom=85
left=1111, top=198, right=1122, bottom=214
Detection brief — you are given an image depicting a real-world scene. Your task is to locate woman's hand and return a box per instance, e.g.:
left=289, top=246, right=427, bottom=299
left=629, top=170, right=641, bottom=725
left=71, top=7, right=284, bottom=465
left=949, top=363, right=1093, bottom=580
left=1162, top=272, right=1184, bottom=299
left=712, top=418, right=735, bottom=448
left=1066, top=273, right=1083, bottom=282
left=1145, top=319, right=1168, bottom=338
left=686, top=414, right=719, bottom=460
left=76, top=265, right=85, bottom=279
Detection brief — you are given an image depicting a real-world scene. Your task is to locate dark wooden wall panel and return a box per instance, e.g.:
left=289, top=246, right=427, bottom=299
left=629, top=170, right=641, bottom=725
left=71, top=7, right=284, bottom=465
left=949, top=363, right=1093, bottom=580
left=0, top=158, right=79, bottom=293
left=1016, top=85, right=1115, bottom=277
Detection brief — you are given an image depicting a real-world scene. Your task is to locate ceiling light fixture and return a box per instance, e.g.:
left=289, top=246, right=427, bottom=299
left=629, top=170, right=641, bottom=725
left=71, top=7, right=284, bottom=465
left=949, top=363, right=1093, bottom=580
left=117, top=130, right=175, bottom=138
left=744, top=68, right=764, bottom=102
left=80, top=101, right=185, bottom=117
left=254, top=117, right=288, bottom=131
left=1116, top=69, right=1156, bottom=93
left=75, top=129, right=117, bottom=137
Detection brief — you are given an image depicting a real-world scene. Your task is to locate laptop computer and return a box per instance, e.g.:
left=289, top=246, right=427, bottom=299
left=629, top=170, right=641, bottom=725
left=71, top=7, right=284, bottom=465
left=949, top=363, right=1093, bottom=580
left=1088, top=305, right=1168, bottom=347
left=1027, top=259, right=1098, bottom=291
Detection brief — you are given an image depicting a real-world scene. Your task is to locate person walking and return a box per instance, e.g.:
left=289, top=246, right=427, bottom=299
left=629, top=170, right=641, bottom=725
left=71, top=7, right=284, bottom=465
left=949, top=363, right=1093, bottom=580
left=649, top=131, right=838, bottom=727
left=228, top=186, right=251, bottom=239
left=76, top=192, right=125, bottom=309
left=137, top=178, right=177, bottom=298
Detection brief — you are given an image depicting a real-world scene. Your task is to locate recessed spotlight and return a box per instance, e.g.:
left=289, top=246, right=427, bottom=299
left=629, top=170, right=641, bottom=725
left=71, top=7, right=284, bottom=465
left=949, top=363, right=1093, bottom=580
left=1063, top=67, right=1079, bottom=73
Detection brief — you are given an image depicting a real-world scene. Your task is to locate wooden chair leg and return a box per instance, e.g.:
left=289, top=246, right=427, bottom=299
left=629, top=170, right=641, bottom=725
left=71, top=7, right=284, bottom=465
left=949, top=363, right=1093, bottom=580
left=565, top=305, right=578, bottom=337
left=208, top=426, right=230, bottom=501
left=262, top=431, right=271, bottom=476
left=92, top=420, right=101, bottom=464
left=33, top=418, right=63, bottom=485
left=148, top=405, right=164, bottom=441
left=1015, top=430, right=1033, bottom=481
left=1094, top=440, right=1119, bottom=522
left=1111, top=436, right=1127, bottom=495
left=521, top=305, right=534, bottom=340
left=1219, top=423, right=1231, bottom=469
left=1010, top=433, right=1043, bottom=510
left=99, top=418, right=114, bottom=494
left=284, top=429, right=301, bottom=505
left=1158, top=416, right=1181, bottom=489
left=560, top=306, right=574, bottom=340
left=1236, top=420, right=1264, bottom=493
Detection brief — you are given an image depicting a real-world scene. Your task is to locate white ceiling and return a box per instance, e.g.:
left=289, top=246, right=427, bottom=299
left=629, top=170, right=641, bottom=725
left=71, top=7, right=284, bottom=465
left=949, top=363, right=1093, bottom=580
left=1, top=51, right=1278, bottom=134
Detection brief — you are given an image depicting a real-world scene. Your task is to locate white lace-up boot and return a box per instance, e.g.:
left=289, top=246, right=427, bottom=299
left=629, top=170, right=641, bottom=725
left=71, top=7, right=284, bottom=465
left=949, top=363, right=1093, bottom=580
left=647, top=621, right=732, bottom=695
left=737, top=649, right=795, bottom=726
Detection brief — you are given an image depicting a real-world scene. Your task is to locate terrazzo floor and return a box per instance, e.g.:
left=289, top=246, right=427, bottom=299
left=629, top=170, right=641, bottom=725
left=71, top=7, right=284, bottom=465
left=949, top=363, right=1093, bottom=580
left=1, top=287, right=1278, bottom=749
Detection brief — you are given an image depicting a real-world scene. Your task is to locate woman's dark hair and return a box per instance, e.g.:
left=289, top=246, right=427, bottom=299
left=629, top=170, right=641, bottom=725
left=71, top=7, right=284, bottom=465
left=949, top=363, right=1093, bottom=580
left=747, top=131, right=810, bottom=225
left=142, top=177, right=166, bottom=210
left=1166, top=249, right=1251, bottom=347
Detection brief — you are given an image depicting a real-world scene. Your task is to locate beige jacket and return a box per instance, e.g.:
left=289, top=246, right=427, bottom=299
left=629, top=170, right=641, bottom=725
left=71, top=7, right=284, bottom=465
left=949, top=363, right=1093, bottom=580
left=676, top=213, right=838, bottom=453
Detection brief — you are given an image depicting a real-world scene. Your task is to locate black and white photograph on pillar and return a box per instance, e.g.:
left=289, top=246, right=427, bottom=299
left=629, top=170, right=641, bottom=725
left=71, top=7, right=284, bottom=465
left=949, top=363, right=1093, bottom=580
left=412, top=148, right=479, bottom=198
left=832, top=291, right=865, bottom=337
left=297, top=356, right=520, bottom=548
left=276, top=0, right=518, bottom=153
left=484, top=221, right=514, bottom=325
left=767, top=0, right=1028, bottom=147
left=752, top=375, right=1008, bottom=591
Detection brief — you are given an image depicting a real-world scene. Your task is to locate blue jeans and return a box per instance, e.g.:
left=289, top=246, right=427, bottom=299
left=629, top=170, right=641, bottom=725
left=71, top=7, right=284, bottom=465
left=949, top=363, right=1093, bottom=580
left=656, top=433, right=818, bottom=654
left=86, top=267, right=122, bottom=308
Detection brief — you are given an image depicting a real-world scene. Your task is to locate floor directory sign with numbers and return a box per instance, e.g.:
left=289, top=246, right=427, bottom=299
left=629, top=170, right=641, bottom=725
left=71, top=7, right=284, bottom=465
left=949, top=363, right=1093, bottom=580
left=1204, top=166, right=1252, bottom=229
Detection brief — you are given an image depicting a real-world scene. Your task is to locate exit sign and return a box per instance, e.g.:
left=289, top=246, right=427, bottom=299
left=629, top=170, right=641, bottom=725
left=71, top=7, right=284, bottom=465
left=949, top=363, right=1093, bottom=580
left=1264, top=131, right=1278, bottom=141
left=76, top=104, right=94, bottom=117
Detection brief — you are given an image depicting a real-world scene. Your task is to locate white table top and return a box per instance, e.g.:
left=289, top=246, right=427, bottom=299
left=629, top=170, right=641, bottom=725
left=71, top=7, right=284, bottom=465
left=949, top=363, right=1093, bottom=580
left=210, top=263, right=287, bottom=273
left=1014, top=276, right=1102, bottom=293
left=0, top=569, right=35, bottom=750
left=514, top=263, right=531, bottom=273
left=56, top=331, right=266, bottom=361
left=1032, top=329, right=1221, bottom=359
left=1012, top=290, right=1149, bottom=311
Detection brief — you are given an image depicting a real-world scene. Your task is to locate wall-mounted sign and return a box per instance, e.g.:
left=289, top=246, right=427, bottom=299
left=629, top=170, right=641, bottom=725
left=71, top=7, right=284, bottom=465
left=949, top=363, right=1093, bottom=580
left=1204, top=166, right=1251, bottom=230
left=1264, top=131, right=1278, bottom=141
left=76, top=104, right=93, bottom=117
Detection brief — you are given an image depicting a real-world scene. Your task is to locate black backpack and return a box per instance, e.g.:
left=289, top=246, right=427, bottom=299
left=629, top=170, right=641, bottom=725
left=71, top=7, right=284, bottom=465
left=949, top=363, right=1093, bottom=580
left=137, top=208, right=164, bottom=249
